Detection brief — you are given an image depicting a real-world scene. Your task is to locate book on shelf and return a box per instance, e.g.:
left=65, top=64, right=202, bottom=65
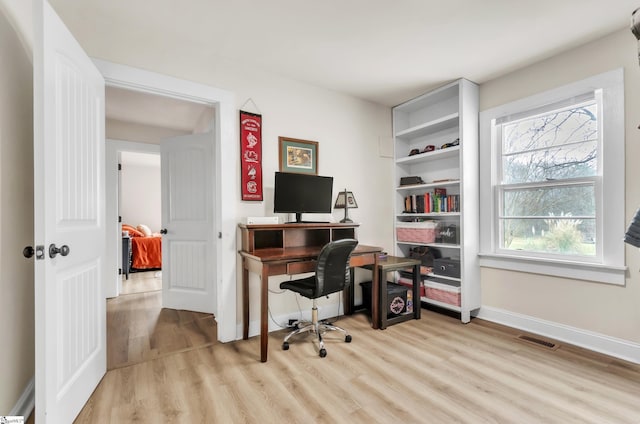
left=416, top=194, right=425, bottom=214
left=404, top=192, right=460, bottom=214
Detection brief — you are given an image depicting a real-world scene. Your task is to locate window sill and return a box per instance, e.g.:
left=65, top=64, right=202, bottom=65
left=478, top=253, right=626, bottom=285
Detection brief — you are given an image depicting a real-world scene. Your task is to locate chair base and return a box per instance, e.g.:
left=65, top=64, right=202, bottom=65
left=282, top=317, right=352, bottom=358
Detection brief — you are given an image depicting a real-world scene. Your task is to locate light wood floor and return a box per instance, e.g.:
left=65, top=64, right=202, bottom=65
left=75, top=302, right=640, bottom=423
left=108, top=272, right=217, bottom=370
left=120, top=271, right=163, bottom=295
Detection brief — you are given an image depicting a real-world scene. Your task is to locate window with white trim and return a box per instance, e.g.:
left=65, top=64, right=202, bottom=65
left=479, top=69, right=626, bottom=285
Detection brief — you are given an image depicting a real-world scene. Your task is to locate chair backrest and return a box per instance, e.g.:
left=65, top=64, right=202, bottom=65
left=314, top=238, right=358, bottom=297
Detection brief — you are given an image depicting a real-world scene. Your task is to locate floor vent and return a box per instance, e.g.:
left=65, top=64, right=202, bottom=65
left=516, top=334, right=559, bottom=350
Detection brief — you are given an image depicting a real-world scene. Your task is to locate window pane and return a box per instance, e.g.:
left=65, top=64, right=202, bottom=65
left=501, top=101, right=598, bottom=184
left=502, top=140, right=597, bottom=184
left=501, top=217, right=596, bottom=255
left=501, top=184, right=596, bottom=255
left=502, top=102, right=597, bottom=154
left=503, top=184, right=595, bottom=218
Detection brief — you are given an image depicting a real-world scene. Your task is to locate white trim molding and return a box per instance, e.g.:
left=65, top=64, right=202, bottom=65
left=9, top=376, right=35, bottom=419
left=475, top=306, right=640, bottom=364
left=479, top=69, right=626, bottom=285
left=94, top=59, right=238, bottom=343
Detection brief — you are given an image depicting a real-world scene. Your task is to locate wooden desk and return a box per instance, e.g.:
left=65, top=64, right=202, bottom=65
left=238, top=223, right=382, bottom=362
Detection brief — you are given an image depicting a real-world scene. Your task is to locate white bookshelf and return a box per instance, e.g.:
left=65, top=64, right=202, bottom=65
left=392, top=79, right=480, bottom=323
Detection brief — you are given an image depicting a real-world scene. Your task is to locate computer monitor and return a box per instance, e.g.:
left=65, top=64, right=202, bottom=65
left=273, top=172, right=333, bottom=223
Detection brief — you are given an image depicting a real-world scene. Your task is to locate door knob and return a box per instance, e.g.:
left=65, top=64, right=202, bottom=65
left=49, top=243, right=70, bottom=258
left=160, top=228, right=168, bottom=234
left=23, top=246, right=35, bottom=258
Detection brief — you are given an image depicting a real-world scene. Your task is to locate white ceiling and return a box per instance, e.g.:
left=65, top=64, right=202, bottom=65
left=51, top=0, right=639, bottom=108
left=106, top=86, right=213, bottom=132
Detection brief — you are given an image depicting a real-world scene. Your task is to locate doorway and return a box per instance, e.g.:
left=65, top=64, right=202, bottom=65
left=119, top=150, right=161, bottom=295
left=105, top=85, right=215, bottom=298
left=97, top=59, right=238, bottom=344
left=105, top=88, right=218, bottom=370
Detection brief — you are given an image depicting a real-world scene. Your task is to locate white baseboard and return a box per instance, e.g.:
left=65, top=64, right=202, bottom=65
left=237, top=303, right=345, bottom=339
left=475, top=306, right=640, bottom=364
left=9, top=376, right=34, bottom=419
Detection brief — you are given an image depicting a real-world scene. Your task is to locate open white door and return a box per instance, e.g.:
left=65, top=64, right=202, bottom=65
left=33, top=1, right=106, bottom=422
left=161, top=132, right=216, bottom=313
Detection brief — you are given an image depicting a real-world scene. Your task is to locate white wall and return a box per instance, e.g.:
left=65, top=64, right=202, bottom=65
left=0, top=4, right=34, bottom=414
left=72, top=20, right=394, bottom=332
left=120, top=154, right=161, bottom=232
left=479, top=28, right=640, bottom=348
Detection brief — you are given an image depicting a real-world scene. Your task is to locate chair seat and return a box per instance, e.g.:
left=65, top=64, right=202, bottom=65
left=280, top=276, right=317, bottom=299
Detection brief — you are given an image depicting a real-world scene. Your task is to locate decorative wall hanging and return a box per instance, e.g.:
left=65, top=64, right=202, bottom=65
left=278, top=136, right=318, bottom=175
left=240, top=110, right=263, bottom=201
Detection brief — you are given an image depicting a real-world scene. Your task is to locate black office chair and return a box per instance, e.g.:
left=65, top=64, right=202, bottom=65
left=280, top=238, right=358, bottom=358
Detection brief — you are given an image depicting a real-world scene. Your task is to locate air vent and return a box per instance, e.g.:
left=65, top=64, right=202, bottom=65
left=516, top=334, right=559, bottom=350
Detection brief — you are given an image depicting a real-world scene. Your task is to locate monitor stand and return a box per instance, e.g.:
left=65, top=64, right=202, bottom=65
left=284, top=213, right=329, bottom=224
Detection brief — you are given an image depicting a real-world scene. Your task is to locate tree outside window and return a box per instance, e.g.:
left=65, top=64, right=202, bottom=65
left=498, top=99, right=598, bottom=257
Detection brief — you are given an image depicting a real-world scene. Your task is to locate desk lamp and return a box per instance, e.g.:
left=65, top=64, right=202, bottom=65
left=334, top=189, right=358, bottom=223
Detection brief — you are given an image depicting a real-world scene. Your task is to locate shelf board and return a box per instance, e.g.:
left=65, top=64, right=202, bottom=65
left=396, top=145, right=459, bottom=165
left=396, top=179, right=460, bottom=191
left=395, top=113, right=459, bottom=139
left=396, top=212, right=461, bottom=218
left=420, top=297, right=461, bottom=312
left=426, top=273, right=461, bottom=283
left=397, top=241, right=460, bottom=249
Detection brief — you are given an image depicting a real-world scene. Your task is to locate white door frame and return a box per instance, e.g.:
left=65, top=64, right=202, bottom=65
left=96, top=59, right=238, bottom=343
left=105, top=140, right=160, bottom=298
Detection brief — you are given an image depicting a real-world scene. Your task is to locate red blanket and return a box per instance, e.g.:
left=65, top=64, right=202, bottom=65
left=131, top=235, right=162, bottom=269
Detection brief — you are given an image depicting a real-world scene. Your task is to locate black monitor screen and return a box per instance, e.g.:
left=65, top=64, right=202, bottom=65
left=274, top=172, right=333, bottom=222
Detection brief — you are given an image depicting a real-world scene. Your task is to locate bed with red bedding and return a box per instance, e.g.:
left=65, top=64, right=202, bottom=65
left=131, top=235, right=162, bottom=270
left=123, top=224, right=162, bottom=272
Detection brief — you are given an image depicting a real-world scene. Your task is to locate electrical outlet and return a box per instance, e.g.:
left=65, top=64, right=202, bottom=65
left=288, top=319, right=297, bottom=327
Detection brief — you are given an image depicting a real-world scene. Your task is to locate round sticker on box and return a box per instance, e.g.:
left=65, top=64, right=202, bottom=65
left=389, top=296, right=405, bottom=314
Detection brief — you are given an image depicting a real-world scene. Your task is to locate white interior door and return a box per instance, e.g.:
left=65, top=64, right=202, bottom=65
left=34, top=1, right=106, bottom=422
left=161, top=132, right=216, bottom=313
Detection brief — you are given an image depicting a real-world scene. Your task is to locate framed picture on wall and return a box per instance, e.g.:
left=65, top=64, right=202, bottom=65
left=278, top=137, right=318, bottom=175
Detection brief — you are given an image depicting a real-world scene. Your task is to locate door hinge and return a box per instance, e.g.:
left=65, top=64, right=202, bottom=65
left=218, top=232, right=222, bottom=239
left=118, top=163, right=122, bottom=171
left=118, top=215, right=122, bottom=223
left=118, top=268, right=122, bottom=275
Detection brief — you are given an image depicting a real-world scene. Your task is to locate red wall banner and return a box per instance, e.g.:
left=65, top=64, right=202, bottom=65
left=240, top=110, right=263, bottom=201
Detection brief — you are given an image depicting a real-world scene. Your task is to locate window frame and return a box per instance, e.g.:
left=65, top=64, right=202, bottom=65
left=479, top=69, right=626, bottom=285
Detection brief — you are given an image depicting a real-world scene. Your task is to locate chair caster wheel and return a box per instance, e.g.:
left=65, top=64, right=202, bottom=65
left=345, top=335, right=352, bottom=343
left=282, top=342, right=289, bottom=350
left=319, top=348, right=327, bottom=358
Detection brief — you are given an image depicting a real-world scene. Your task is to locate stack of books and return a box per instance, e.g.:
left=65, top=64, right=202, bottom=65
left=403, top=188, right=459, bottom=213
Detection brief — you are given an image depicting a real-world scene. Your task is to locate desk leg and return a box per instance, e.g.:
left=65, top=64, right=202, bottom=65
left=413, top=264, right=421, bottom=320
left=242, top=263, right=249, bottom=340
left=379, top=267, right=388, bottom=330
left=344, top=268, right=354, bottom=315
left=260, top=266, right=269, bottom=362
left=371, top=256, right=380, bottom=330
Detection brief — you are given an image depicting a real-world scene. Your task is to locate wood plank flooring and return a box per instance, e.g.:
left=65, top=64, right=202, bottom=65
left=76, top=302, right=640, bottom=423
left=107, top=272, right=217, bottom=370
left=119, top=271, right=163, bottom=295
